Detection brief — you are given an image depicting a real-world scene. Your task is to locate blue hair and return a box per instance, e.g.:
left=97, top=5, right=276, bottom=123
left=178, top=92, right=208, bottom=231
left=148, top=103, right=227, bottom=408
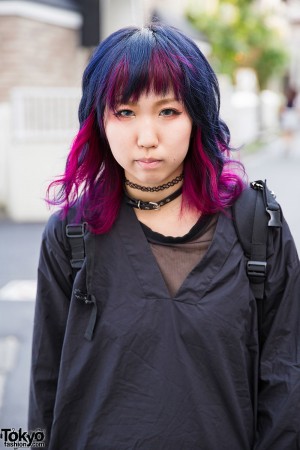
left=47, top=22, right=244, bottom=233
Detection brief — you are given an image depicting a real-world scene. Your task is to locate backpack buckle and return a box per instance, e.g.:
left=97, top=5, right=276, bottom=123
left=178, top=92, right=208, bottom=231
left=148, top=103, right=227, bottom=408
left=266, top=208, right=281, bottom=227
left=66, top=223, right=86, bottom=238
left=247, top=261, right=267, bottom=279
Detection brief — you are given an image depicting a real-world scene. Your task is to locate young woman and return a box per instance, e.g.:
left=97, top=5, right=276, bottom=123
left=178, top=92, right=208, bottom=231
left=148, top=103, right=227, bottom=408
left=28, top=22, right=300, bottom=450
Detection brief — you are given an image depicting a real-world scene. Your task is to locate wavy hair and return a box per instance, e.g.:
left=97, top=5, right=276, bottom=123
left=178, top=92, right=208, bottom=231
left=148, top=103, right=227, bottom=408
left=47, top=22, right=245, bottom=233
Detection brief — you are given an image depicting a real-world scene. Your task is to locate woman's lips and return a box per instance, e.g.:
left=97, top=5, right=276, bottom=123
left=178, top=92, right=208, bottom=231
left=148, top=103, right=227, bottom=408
left=136, top=159, right=162, bottom=169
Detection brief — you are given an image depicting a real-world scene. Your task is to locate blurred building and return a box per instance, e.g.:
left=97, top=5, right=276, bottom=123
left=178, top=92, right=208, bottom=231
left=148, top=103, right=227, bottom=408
left=0, top=0, right=86, bottom=102
left=253, top=0, right=300, bottom=91
left=280, top=0, right=300, bottom=91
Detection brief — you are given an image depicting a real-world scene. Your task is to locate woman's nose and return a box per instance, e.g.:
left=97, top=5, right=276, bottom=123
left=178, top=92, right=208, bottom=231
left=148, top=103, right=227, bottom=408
left=137, top=124, right=158, bottom=149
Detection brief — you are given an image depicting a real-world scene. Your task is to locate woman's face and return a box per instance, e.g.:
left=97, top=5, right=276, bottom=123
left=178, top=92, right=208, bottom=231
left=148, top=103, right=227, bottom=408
left=104, top=90, right=193, bottom=187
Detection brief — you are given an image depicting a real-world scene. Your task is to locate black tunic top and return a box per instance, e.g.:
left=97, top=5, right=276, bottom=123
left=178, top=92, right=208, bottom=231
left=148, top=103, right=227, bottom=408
left=29, top=200, right=300, bottom=450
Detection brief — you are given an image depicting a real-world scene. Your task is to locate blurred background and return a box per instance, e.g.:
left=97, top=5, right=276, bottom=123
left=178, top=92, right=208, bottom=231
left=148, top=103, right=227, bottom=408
left=0, top=0, right=300, bottom=441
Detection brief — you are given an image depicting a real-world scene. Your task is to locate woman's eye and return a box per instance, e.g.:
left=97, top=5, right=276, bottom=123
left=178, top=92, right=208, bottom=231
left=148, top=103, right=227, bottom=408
left=115, top=109, right=134, bottom=118
left=159, top=108, right=181, bottom=117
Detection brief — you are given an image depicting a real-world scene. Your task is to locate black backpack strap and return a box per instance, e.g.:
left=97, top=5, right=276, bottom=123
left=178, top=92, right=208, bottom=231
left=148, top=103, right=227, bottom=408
left=233, top=180, right=282, bottom=298
left=66, top=222, right=97, bottom=340
left=66, top=223, right=86, bottom=270
left=233, top=180, right=282, bottom=346
left=233, top=182, right=266, bottom=300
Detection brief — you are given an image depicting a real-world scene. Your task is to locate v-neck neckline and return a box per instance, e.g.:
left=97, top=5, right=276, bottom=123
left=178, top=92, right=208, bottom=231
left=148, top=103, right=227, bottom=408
left=115, top=201, right=236, bottom=302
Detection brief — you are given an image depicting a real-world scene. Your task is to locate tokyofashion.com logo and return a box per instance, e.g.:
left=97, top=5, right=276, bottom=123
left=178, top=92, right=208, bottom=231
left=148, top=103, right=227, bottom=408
left=0, top=428, right=46, bottom=447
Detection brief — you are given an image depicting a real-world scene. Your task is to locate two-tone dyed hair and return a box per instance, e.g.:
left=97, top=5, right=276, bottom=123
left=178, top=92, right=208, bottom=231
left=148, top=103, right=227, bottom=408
left=48, top=22, right=244, bottom=233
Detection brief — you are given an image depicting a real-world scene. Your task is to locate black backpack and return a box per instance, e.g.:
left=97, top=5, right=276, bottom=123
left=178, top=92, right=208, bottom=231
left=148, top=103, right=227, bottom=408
left=66, top=180, right=282, bottom=345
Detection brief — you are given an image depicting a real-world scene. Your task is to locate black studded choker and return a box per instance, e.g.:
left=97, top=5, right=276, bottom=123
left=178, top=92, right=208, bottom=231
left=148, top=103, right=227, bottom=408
left=125, top=186, right=182, bottom=210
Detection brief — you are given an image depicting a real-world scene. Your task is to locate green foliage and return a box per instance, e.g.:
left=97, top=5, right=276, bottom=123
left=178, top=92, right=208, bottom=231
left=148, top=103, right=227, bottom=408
left=187, top=0, right=289, bottom=89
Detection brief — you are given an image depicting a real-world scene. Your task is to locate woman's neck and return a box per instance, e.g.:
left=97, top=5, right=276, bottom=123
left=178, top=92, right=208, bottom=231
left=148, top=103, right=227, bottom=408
left=123, top=170, right=201, bottom=237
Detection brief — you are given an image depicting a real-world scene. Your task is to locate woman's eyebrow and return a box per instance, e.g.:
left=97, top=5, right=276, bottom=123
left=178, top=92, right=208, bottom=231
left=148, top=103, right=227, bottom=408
left=155, top=98, right=178, bottom=105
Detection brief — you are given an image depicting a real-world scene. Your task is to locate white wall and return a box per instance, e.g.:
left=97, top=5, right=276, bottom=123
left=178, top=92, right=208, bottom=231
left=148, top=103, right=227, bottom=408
left=6, top=141, right=66, bottom=221
left=1, top=87, right=80, bottom=221
left=101, top=0, right=146, bottom=38
left=0, top=103, right=10, bottom=210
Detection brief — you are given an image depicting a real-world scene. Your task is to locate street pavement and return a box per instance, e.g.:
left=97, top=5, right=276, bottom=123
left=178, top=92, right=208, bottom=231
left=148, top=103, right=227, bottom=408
left=0, top=222, right=45, bottom=447
left=0, top=132, right=299, bottom=446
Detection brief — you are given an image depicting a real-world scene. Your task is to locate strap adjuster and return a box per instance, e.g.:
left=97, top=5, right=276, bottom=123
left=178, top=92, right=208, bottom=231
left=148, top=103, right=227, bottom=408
left=66, top=223, right=86, bottom=270
left=247, top=261, right=267, bottom=279
left=66, top=223, right=86, bottom=238
left=70, top=258, right=85, bottom=269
